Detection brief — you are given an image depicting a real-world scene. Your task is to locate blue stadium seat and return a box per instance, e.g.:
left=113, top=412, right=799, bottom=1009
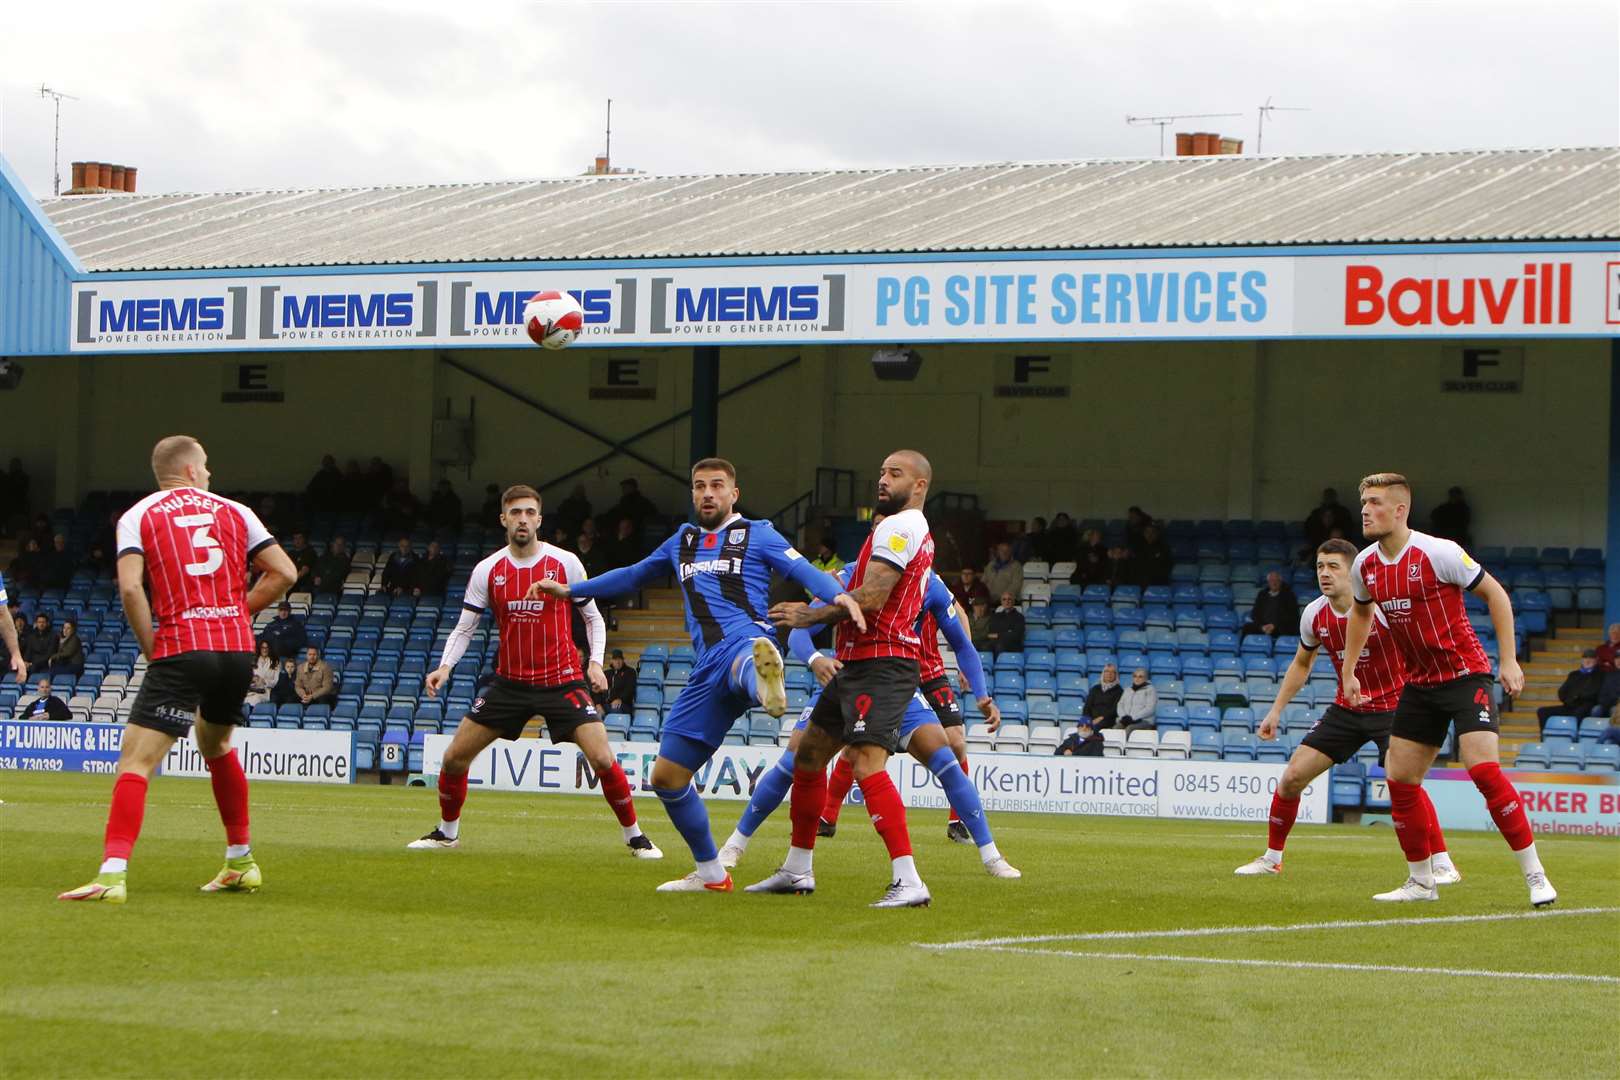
left=1549, top=742, right=1585, bottom=771
left=1513, top=743, right=1550, bottom=769
left=604, top=712, right=631, bottom=739
left=1027, top=699, right=1059, bottom=725
left=1578, top=717, right=1608, bottom=743
left=1220, top=707, right=1255, bottom=735
left=1025, top=671, right=1056, bottom=700
left=1190, top=731, right=1222, bottom=761
left=1157, top=704, right=1189, bottom=731
left=629, top=710, right=661, bottom=740
left=1586, top=745, right=1620, bottom=772
left=997, top=651, right=1026, bottom=673
left=1330, top=762, right=1365, bottom=807
left=1256, top=740, right=1289, bottom=763
left=1187, top=704, right=1220, bottom=731
left=1542, top=715, right=1578, bottom=741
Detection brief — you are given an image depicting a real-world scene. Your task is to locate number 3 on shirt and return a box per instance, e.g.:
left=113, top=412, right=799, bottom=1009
left=173, top=512, right=224, bottom=577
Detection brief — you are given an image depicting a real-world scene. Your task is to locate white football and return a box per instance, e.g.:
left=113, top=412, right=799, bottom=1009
left=523, top=290, right=585, bottom=350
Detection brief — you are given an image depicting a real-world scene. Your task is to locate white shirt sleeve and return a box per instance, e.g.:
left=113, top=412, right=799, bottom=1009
left=115, top=506, right=144, bottom=557
left=1350, top=550, right=1374, bottom=604
left=438, top=607, right=481, bottom=670
left=560, top=552, right=606, bottom=665
left=463, top=555, right=493, bottom=612
left=1298, top=599, right=1321, bottom=649
left=1424, top=536, right=1485, bottom=589
left=869, top=511, right=924, bottom=571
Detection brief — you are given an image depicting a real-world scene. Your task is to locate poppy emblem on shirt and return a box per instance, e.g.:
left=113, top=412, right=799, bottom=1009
left=702, top=534, right=718, bottom=548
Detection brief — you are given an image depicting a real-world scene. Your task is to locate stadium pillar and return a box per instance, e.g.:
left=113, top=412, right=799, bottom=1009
left=1607, top=338, right=1620, bottom=630
left=1225, top=343, right=1260, bottom=520
left=53, top=357, right=89, bottom=508
left=406, top=352, right=436, bottom=497
left=690, top=346, right=720, bottom=463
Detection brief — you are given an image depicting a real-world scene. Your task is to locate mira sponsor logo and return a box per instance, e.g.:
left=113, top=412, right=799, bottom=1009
left=1344, top=263, right=1573, bottom=327
left=1381, top=597, right=1414, bottom=614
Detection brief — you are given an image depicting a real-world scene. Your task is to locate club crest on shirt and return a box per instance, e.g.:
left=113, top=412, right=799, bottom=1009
left=545, top=569, right=557, bottom=580
left=728, top=528, right=747, bottom=545
left=1409, top=563, right=1421, bottom=580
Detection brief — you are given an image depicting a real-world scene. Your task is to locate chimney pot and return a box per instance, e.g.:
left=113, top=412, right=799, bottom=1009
left=1174, top=132, right=1194, bottom=157
left=123, top=166, right=138, bottom=193
left=83, top=161, right=102, bottom=189
left=1189, top=133, right=1210, bottom=155
left=1220, top=137, right=1243, bottom=155
left=70, top=161, right=87, bottom=189
left=593, top=155, right=610, bottom=175
left=108, top=165, right=126, bottom=192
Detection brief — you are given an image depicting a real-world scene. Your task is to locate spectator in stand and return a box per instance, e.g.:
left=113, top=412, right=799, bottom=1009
left=1045, top=512, right=1080, bottom=563
left=381, top=537, right=419, bottom=596
left=1302, top=507, right=1339, bottom=561
left=296, top=646, right=338, bottom=708
left=1126, top=506, right=1152, bottom=549
left=1104, top=545, right=1132, bottom=589
left=987, top=591, right=1025, bottom=655
left=413, top=540, right=452, bottom=598
left=1070, top=546, right=1108, bottom=587
left=609, top=477, right=659, bottom=535
left=382, top=479, right=420, bottom=534
left=246, top=641, right=277, bottom=707
left=270, top=658, right=301, bottom=707
left=366, top=457, right=395, bottom=507
left=306, top=454, right=344, bottom=513
left=952, top=565, right=992, bottom=612
left=0, top=458, right=29, bottom=536
left=43, top=534, right=77, bottom=590
left=21, top=612, right=57, bottom=676
left=9, top=537, right=45, bottom=590
left=311, top=535, right=352, bottom=595
left=479, top=483, right=502, bottom=522
left=573, top=530, right=609, bottom=581
left=968, top=596, right=994, bottom=652
left=286, top=531, right=319, bottom=593
left=48, top=619, right=84, bottom=677
left=1115, top=667, right=1158, bottom=733
left=1243, top=570, right=1298, bottom=638
left=1596, top=624, right=1620, bottom=671
left=983, top=541, right=1023, bottom=602
left=1537, top=651, right=1605, bottom=731
left=602, top=649, right=638, bottom=714
left=1429, top=486, right=1473, bottom=547
left=1083, top=663, right=1124, bottom=729
left=605, top=517, right=642, bottom=570
left=428, top=479, right=463, bottom=531
left=1055, top=722, right=1104, bottom=757
left=261, top=601, right=307, bottom=661
left=554, top=484, right=592, bottom=540
left=257, top=496, right=288, bottom=540
left=1306, top=487, right=1357, bottom=541
left=1130, top=522, right=1174, bottom=586
left=81, top=539, right=112, bottom=580
left=16, top=675, right=70, bottom=720
left=1081, top=527, right=1107, bottom=565
left=1015, top=517, right=1048, bottom=563
left=810, top=539, right=843, bottom=578
left=339, top=459, right=370, bottom=510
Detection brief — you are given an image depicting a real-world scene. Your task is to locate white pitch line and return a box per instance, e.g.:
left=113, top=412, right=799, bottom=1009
left=919, top=905, right=1620, bottom=950
left=942, top=944, right=1620, bottom=985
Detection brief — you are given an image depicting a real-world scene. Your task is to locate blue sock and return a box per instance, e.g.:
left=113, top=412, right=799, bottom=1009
left=930, top=745, right=992, bottom=848
left=736, top=751, right=795, bottom=838
left=654, top=784, right=718, bottom=863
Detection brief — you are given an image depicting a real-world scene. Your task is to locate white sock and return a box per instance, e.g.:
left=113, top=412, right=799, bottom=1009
left=622, top=823, right=643, bottom=842
left=783, top=845, right=814, bottom=875
left=695, top=857, right=727, bottom=884
left=891, top=854, right=922, bottom=887
left=977, top=841, right=1003, bottom=864
left=1407, top=858, right=1434, bottom=887
left=438, top=818, right=460, bottom=841
left=99, top=857, right=127, bottom=874
left=225, top=844, right=251, bottom=860
left=1263, top=848, right=1284, bottom=865
left=723, top=829, right=750, bottom=852
left=1431, top=850, right=1455, bottom=872
left=1512, top=842, right=1544, bottom=876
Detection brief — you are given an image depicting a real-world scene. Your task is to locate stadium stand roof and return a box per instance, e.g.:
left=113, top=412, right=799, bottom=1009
left=37, top=147, right=1619, bottom=272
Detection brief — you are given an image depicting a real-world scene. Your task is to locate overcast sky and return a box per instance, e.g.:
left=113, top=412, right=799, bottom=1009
left=1, top=0, right=1615, bottom=198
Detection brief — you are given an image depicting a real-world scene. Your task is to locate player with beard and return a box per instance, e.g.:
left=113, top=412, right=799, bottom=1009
left=529, top=459, right=862, bottom=893
left=1342, top=473, right=1553, bottom=907
left=752, top=450, right=938, bottom=908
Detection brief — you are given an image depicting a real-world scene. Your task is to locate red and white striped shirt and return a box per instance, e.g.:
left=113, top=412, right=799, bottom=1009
left=837, top=509, right=935, bottom=663
left=1300, top=594, right=1404, bottom=713
left=1351, top=531, right=1492, bottom=686
left=115, top=487, right=273, bottom=659
left=466, top=543, right=589, bottom=686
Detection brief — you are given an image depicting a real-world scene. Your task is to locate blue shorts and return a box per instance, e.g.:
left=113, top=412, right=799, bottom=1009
left=659, top=634, right=763, bottom=771
left=794, top=687, right=937, bottom=749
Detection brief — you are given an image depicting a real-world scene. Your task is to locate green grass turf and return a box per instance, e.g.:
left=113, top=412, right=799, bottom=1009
left=1, top=771, right=1616, bottom=1078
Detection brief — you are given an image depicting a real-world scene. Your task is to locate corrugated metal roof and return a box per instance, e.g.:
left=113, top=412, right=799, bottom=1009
left=37, top=147, right=1620, bottom=272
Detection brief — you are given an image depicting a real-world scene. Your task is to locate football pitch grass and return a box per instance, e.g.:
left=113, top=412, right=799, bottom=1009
left=2, top=772, right=1616, bottom=1078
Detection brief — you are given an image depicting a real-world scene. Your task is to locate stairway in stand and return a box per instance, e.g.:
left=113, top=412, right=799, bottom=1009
left=608, top=587, right=690, bottom=661
left=1501, top=629, right=1600, bottom=764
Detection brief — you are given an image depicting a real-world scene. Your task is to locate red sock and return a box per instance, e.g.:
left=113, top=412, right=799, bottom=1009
left=822, top=757, right=855, bottom=825
left=1468, top=761, right=1534, bottom=851
left=1420, top=787, right=1448, bottom=854
left=948, top=757, right=969, bottom=822
left=790, top=766, right=829, bottom=850
left=858, top=771, right=912, bottom=859
left=204, top=749, right=251, bottom=847
left=438, top=769, right=469, bottom=823
left=596, top=761, right=637, bottom=827
left=1388, top=780, right=1432, bottom=862
left=104, top=772, right=149, bottom=861
left=1267, top=792, right=1300, bottom=853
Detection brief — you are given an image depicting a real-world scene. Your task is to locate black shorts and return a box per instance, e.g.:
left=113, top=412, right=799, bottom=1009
left=466, top=676, right=600, bottom=742
left=1393, top=673, right=1500, bottom=748
left=919, top=676, right=964, bottom=728
left=808, top=657, right=920, bottom=753
left=129, top=651, right=255, bottom=738
left=1300, top=704, right=1393, bottom=765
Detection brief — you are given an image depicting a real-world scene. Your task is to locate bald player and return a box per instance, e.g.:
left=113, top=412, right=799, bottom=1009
left=60, top=436, right=296, bottom=904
